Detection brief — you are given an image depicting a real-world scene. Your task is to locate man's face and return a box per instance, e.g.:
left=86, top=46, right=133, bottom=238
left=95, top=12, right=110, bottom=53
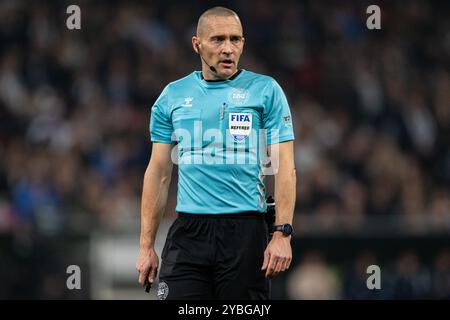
left=194, top=15, right=245, bottom=80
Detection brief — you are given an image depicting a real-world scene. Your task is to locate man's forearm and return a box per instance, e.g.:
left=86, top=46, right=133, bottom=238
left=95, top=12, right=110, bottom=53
left=140, top=164, right=172, bottom=249
left=274, top=165, right=296, bottom=225
left=273, top=141, right=296, bottom=226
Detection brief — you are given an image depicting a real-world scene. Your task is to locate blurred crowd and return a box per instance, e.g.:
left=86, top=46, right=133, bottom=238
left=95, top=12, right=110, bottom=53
left=288, top=248, right=450, bottom=299
left=0, top=0, right=448, bottom=234
left=0, top=0, right=448, bottom=298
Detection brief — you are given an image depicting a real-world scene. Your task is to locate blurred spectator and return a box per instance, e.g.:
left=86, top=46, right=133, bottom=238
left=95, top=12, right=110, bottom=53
left=342, top=252, right=386, bottom=299
left=391, top=250, right=431, bottom=299
left=431, top=249, right=450, bottom=299
left=287, top=251, right=341, bottom=299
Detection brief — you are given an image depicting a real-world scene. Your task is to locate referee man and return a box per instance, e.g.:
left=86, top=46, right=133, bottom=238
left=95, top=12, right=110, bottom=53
left=136, top=6, right=296, bottom=300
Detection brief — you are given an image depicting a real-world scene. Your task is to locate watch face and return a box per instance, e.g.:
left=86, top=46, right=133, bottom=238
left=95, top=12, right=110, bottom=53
left=282, top=224, right=293, bottom=235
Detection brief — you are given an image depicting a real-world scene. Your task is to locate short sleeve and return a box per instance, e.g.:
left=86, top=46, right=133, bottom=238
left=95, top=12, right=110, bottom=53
left=263, top=79, right=295, bottom=145
left=150, top=86, right=174, bottom=143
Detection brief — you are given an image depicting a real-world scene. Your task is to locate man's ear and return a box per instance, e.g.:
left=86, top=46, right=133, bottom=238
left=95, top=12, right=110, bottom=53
left=192, top=36, right=200, bottom=54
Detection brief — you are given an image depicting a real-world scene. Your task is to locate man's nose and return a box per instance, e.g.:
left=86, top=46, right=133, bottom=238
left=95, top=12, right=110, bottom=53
left=221, top=40, right=233, bottom=55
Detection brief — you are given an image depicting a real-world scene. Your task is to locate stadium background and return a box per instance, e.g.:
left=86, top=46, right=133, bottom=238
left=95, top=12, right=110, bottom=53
left=0, top=0, right=449, bottom=299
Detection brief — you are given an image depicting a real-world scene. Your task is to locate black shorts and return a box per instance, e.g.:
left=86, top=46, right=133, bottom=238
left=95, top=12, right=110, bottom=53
left=158, top=212, right=270, bottom=300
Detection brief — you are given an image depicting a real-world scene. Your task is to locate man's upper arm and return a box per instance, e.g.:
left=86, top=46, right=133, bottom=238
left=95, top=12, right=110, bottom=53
left=150, top=86, right=173, bottom=143
left=268, top=141, right=295, bottom=175
left=278, top=141, right=295, bottom=169
left=263, top=79, right=295, bottom=145
left=148, top=142, right=174, bottom=176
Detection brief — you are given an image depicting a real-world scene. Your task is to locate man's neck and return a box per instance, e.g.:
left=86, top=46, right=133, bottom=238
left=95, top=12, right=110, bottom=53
left=202, top=69, right=241, bottom=82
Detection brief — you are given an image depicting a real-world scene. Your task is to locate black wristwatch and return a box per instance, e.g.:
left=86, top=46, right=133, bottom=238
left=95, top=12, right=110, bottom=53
left=271, top=224, right=294, bottom=236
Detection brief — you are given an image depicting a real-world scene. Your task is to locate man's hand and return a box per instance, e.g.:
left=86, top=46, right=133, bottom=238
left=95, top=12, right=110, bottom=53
left=136, top=247, right=159, bottom=286
left=261, top=232, right=292, bottom=278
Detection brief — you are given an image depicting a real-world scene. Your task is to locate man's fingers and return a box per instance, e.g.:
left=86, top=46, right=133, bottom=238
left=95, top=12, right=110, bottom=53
left=138, top=267, right=150, bottom=286
left=265, top=255, right=278, bottom=278
left=275, top=258, right=285, bottom=273
left=261, top=250, right=270, bottom=270
left=148, top=264, right=158, bottom=283
left=266, top=256, right=292, bottom=277
left=282, top=258, right=288, bottom=271
left=285, top=257, right=292, bottom=270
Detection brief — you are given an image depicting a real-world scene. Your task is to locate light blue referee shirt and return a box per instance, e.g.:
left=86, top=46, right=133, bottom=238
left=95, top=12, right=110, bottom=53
left=150, top=69, right=294, bottom=214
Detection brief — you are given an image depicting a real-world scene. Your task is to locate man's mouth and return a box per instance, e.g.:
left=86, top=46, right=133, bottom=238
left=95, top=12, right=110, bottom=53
left=219, top=59, right=234, bottom=67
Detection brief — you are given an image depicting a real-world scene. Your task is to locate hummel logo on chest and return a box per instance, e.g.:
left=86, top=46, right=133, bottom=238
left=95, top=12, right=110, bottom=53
left=181, top=97, right=193, bottom=107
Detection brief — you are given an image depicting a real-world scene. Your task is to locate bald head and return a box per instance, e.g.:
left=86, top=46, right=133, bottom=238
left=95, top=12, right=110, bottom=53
left=192, top=6, right=245, bottom=80
left=196, top=7, right=242, bottom=37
